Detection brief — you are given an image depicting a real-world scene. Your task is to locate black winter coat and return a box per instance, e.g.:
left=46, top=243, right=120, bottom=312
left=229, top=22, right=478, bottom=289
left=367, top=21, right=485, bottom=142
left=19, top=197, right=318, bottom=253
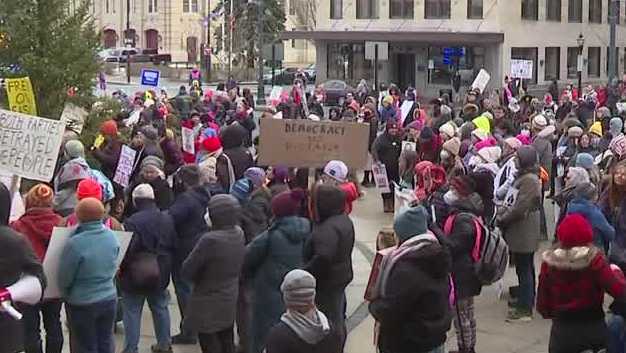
left=120, top=202, right=176, bottom=294
left=446, top=193, right=484, bottom=299
left=124, top=178, right=174, bottom=217
left=0, top=226, right=46, bottom=353
left=240, top=187, right=272, bottom=243
left=265, top=321, right=342, bottom=353
left=369, top=237, right=452, bottom=353
left=92, top=138, right=122, bottom=180
left=373, top=133, right=402, bottom=183
left=304, top=185, right=355, bottom=291
left=168, top=186, right=211, bottom=264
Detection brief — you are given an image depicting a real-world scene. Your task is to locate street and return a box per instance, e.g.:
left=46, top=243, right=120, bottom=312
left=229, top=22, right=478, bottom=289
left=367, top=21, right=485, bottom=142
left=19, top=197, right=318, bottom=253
left=54, top=185, right=556, bottom=353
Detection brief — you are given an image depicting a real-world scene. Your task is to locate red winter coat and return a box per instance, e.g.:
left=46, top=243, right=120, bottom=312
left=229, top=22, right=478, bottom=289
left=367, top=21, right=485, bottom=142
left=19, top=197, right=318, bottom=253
left=537, top=246, right=626, bottom=320
left=11, top=208, right=63, bottom=261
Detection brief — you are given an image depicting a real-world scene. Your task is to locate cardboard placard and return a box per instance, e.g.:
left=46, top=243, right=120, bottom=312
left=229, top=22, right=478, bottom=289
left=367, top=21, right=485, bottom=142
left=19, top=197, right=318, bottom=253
left=42, top=227, right=132, bottom=299
left=4, top=77, right=38, bottom=116
left=181, top=126, right=195, bottom=154
left=257, top=119, right=370, bottom=168
left=60, top=103, right=88, bottom=134
left=471, top=69, right=491, bottom=93
left=113, top=145, right=137, bottom=188
left=372, top=163, right=391, bottom=194
left=0, top=109, right=65, bottom=182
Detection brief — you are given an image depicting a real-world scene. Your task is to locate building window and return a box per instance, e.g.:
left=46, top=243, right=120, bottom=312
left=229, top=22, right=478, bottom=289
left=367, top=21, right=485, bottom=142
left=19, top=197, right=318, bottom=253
left=148, top=0, right=157, bottom=13
left=289, top=0, right=295, bottom=16
left=357, top=0, right=378, bottom=19
left=521, top=0, right=538, bottom=20
left=546, top=0, right=561, bottom=21
left=511, top=47, right=538, bottom=84
left=390, top=0, right=413, bottom=18
left=467, top=0, right=483, bottom=19
left=567, top=47, right=579, bottom=78
left=183, top=0, right=198, bottom=13
left=609, top=1, right=621, bottom=24
left=428, top=46, right=483, bottom=85
left=568, top=0, right=582, bottom=22
left=330, top=0, right=342, bottom=19
left=425, top=0, right=451, bottom=19
left=588, top=47, right=600, bottom=78
left=106, top=0, right=109, bottom=13
left=607, top=47, right=620, bottom=76
left=589, top=0, right=602, bottom=23
left=545, top=47, right=561, bottom=81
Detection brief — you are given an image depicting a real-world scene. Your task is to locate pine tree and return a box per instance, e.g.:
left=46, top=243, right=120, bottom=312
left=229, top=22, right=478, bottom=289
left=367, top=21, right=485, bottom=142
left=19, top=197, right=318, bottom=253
left=0, top=0, right=101, bottom=118
left=214, top=0, right=286, bottom=69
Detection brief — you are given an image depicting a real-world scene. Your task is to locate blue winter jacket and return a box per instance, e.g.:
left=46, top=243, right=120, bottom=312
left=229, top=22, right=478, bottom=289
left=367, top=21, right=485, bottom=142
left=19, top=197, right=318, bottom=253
left=567, top=197, right=615, bottom=252
left=58, top=221, right=120, bottom=305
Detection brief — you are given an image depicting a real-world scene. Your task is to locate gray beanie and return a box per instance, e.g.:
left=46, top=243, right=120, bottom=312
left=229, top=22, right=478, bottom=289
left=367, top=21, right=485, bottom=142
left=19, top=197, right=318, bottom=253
left=393, top=206, right=428, bottom=244
left=140, top=125, right=159, bottom=141
left=566, top=167, right=590, bottom=188
left=610, top=117, right=623, bottom=136
left=65, top=140, right=85, bottom=159
left=281, top=269, right=316, bottom=308
left=575, top=153, right=595, bottom=170
left=141, top=156, right=165, bottom=171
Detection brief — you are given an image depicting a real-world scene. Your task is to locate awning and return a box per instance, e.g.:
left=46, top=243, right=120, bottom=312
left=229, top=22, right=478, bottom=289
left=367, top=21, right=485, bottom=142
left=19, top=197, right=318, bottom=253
left=280, top=30, right=504, bottom=45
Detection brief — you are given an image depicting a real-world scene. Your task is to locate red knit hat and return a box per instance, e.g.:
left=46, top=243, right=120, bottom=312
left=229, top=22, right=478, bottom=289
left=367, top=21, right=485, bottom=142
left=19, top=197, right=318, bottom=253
left=202, top=136, right=222, bottom=153
left=271, top=189, right=306, bottom=218
left=100, top=120, right=118, bottom=136
left=77, top=179, right=103, bottom=201
left=557, top=214, right=593, bottom=248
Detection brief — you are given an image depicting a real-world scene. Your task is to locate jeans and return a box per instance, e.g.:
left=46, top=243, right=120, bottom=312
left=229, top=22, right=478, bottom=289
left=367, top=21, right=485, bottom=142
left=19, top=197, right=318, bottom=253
left=122, top=290, right=171, bottom=352
left=513, top=252, right=536, bottom=312
left=172, top=261, right=194, bottom=337
left=20, top=300, right=64, bottom=353
left=608, top=314, right=625, bottom=353
left=66, top=299, right=117, bottom=353
left=198, top=326, right=234, bottom=353
left=381, top=345, right=445, bottom=353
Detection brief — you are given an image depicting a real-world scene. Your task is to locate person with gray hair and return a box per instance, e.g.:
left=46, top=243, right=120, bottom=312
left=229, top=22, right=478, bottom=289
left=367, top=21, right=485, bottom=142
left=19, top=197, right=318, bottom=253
left=264, top=270, right=341, bottom=353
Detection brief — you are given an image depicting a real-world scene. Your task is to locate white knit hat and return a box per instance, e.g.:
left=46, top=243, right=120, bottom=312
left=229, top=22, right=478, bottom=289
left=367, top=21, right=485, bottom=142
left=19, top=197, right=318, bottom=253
left=132, top=183, right=155, bottom=201
left=477, top=146, right=502, bottom=164
left=323, top=160, right=348, bottom=183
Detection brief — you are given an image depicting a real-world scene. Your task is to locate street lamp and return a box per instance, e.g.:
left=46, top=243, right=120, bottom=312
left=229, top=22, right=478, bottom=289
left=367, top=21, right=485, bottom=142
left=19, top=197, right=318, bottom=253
left=577, top=33, right=585, bottom=99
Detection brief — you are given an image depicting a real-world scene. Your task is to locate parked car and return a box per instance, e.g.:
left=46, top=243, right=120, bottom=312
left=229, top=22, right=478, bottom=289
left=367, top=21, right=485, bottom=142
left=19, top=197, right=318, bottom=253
left=268, top=67, right=300, bottom=86
left=98, top=48, right=140, bottom=63
left=304, top=64, right=316, bottom=82
left=98, top=48, right=171, bottom=64
left=321, top=80, right=353, bottom=106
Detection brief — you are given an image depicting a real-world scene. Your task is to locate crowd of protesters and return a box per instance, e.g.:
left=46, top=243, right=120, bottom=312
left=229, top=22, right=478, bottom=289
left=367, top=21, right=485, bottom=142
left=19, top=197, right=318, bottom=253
left=5, top=70, right=626, bottom=353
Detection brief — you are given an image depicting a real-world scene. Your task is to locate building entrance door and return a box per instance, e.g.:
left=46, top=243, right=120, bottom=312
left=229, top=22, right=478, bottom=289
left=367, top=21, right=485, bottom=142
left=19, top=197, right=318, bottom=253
left=396, top=54, right=416, bottom=90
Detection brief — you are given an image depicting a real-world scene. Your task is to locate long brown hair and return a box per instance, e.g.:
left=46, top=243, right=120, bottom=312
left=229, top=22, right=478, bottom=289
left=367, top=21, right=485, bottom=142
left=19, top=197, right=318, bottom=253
left=609, top=160, right=626, bottom=209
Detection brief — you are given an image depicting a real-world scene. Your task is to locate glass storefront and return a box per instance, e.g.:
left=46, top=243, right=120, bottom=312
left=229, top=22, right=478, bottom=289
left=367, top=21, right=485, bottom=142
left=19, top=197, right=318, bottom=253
left=428, top=46, right=484, bottom=85
left=326, top=43, right=373, bottom=84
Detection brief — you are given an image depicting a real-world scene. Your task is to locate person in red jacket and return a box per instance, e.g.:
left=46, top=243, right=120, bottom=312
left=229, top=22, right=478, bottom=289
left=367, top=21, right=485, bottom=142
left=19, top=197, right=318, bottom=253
left=321, top=160, right=359, bottom=215
left=10, top=184, right=64, bottom=353
left=537, top=214, right=626, bottom=353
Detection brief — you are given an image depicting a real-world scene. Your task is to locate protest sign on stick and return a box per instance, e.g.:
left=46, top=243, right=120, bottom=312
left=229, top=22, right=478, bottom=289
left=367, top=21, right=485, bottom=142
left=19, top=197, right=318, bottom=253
left=60, top=103, right=88, bottom=134
left=181, top=127, right=195, bottom=154
left=258, top=119, right=369, bottom=168
left=4, top=77, right=38, bottom=116
left=42, top=227, right=132, bottom=299
left=113, top=145, right=137, bottom=188
left=0, top=109, right=65, bottom=182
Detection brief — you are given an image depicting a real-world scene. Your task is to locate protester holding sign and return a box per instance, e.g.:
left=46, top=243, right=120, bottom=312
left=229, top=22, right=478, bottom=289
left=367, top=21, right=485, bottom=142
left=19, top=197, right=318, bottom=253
left=53, top=140, right=91, bottom=217
left=92, top=120, right=122, bottom=181
left=372, top=120, right=402, bottom=213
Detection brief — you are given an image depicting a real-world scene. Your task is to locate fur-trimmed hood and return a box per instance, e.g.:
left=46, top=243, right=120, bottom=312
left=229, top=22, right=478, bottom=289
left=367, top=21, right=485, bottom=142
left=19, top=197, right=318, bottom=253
left=542, top=245, right=600, bottom=270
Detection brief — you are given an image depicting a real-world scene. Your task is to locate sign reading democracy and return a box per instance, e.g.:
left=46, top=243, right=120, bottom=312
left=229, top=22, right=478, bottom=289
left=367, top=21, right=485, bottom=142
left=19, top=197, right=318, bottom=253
left=0, top=109, right=65, bottom=182
left=5, top=77, right=38, bottom=116
left=258, top=119, right=369, bottom=168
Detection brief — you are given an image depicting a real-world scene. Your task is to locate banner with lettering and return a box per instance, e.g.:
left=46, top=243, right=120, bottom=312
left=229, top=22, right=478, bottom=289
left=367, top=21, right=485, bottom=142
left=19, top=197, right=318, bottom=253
left=5, top=77, right=38, bottom=116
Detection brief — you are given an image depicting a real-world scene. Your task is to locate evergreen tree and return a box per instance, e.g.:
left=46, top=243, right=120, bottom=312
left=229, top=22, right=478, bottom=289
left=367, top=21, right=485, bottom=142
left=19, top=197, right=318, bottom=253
left=214, top=0, right=286, bottom=69
left=0, top=0, right=101, bottom=118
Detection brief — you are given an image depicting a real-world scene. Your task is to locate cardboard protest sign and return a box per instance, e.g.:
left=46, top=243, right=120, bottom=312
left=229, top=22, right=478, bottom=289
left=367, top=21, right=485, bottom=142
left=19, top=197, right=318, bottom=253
left=372, top=163, right=391, bottom=194
left=0, top=109, right=65, bottom=182
left=42, top=227, right=132, bottom=299
left=113, top=145, right=137, bottom=188
left=181, top=126, right=195, bottom=154
left=4, top=77, right=38, bottom=116
left=60, top=103, right=88, bottom=134
left=471, top=69, right=491, bottom=93
left=258, top=119, right=369, bottom=168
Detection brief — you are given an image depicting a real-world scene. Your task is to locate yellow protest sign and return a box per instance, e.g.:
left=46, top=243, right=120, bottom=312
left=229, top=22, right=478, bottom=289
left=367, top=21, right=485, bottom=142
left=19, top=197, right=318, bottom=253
left=5, top=77, right=37, bottom=116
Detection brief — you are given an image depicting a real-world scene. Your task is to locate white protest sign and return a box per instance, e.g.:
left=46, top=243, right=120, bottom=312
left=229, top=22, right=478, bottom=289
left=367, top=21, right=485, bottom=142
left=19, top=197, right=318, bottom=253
left=181, top=127, right=195, bottom=154
left=42, top=227, right=132, bottom=299
left=0, top=109, right=65, bottom=182
left=269, top=86, right=283, bottom=101
left=372, top=163, right=391, bottom=194
left=60, top=103, right=88, bottom=134
left=400, top=101, right=413, bottom=126
left=113, top=145, right=137, bottom=188
left=471, top=69, right=491, bottom=93
left=510, top=59, right=533, bottom=79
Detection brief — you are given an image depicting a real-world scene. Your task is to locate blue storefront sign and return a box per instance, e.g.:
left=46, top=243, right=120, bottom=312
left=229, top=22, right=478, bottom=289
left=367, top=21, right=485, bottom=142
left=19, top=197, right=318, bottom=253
left=140, top=69, right=160, bottom=87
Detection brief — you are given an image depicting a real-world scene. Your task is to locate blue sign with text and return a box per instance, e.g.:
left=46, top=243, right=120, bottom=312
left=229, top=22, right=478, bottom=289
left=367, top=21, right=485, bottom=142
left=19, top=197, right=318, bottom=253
left=140, top=69, right=160, bottom=87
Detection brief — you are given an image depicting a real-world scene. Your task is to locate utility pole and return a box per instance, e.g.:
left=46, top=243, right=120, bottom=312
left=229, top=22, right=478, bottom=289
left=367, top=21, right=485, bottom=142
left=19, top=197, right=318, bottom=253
left=228, top=0, right=234, bottom=80
left=609, top=0, right=618, bottom=84
left=126, top=0, right=131, bottom=84
left=256, top=0, right=266, bottom=105
left=206, top=0, right=212, bottom=83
